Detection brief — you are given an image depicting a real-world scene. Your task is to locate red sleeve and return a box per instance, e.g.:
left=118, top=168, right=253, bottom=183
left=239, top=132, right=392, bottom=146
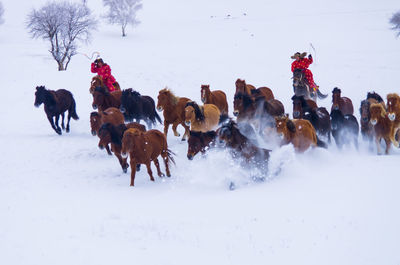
left=291, top=61, right=296, bottom=72
left=91, top=63, right=98, bottom=73
left=102, top=65, right=111, bottom=79
left=303, top=58, right=312, bottom=68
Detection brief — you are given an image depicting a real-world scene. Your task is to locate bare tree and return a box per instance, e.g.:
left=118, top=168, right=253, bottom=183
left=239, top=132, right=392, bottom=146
left=390, top=11, right=400, bottom=37
left=103, top=0, right=142, bottom=37
left=26, top=1, right=97, bottom=71
left=0, top=2, right=4, bottom=25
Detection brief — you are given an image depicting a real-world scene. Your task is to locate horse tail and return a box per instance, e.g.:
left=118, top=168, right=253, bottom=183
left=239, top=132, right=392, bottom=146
left=316, top=135, right=327, bottom=148
left=166, top=149, right=176, bottom=166
left=219, top=113, right=229, bottom=124
left=70, top=97, right=79, bottom=120
left=155, top=111, right=162, bottom=124
left=317, top=89, right=328, bottom=99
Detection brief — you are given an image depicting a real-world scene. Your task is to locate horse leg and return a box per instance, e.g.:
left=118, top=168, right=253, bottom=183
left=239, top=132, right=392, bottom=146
left=129, top=159, right=138, bottom=186
left=55, top=115, right=62, bottom=133
left=145, top=118, right=153, bottom=130
left=105, top=144, right=113, bottom=155
left=115, top=152, right=129, bottom=173
left=66, top=110, right=72, bottom=133
left=153, top=158, right=164, bottom=177
left=172, top=122, right=180, bottom=137
left=162, top=151, right=171, bottom=177
left=61, top=113, right=65, bottom=130
left=145, top=161, right=155, bottom=182
left=163, top=121, right=170, bottom=136
left=384, top=138, right=391, bottom=155
left=375, top=137, right=382, bottom=155
left=47, top=115, right=61, bottom=135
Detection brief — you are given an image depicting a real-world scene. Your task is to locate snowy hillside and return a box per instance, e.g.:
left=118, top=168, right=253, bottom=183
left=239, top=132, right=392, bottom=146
left=1, top=0, right=400, bottom=264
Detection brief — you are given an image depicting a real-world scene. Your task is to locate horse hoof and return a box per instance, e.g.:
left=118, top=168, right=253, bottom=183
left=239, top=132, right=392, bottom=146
left=159, top=173, right=165, bottom=177
left=181, top=138, right=186, bottom=142
left=136, top=165, right=141, bottom=172
left=56, top=130, right=62, bottom=135
left=66, top=128, right=70, bottom=133
left=123, top=168, right=127, bottom=173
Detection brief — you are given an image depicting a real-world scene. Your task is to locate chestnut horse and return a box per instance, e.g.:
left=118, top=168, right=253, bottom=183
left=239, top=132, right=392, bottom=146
left=187, top=130, right=217, bottom=160
left=235, top=79, right=274, bottom=101
left=90, top=107, right=125, bottom=155
left=291, top=95, right=331, bottom=141
left=292, top=69, right=328, bottom=101
left=386, top=93, right=400, bottom=147
left=369, top=103, right=393, bottom=154
left=218, top=120, right=270, bottom=166
left=331, top=87, right=354, bottom=115
left=200, top=85, right=228, bottom=115
left=157, top=88, right=191, bottom=141
left=34, top=86, right=79, bottom=135
left=184, top=102, right=221, bottom=132
left=98, top=122, right=146, bottom=172
left=92, top=86, right=122, bottom=112
left=275, top=115, right=326, bottom=152
left=359, top=92, right=385, bottom=142
left=121, top=128, right=175, bottom=186
left=89, top=75, right=120, bottom=94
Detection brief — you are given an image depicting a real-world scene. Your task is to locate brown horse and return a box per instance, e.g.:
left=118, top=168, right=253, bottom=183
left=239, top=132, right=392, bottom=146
left=89, top=75, right=120, bottom=94
left=184, top=102, right=221, bottom=132
left=331, top=87, right=354, bottom=115
left=187, top=130, right=217, bottom=160
left=121, top=128, right=175, bottom=186
left=34, top=85, right=79, bottom=135
left=233, top=92, right=284, bottom=131
left=92, top=86, right=122, bottom=112
left=369, top=103, right=393, bottom=154
left=275, top=115, right=325, bottom=152
left=157, top=88, right=191, bottom=141
left=98, top=122, right=146, bottom=172
left=359, top=92, right=385, bottom=142
left=218, top=120, right=270, bottom=166
left=200, top=85, right=229, bottom=115
left=235, top=79, right=274, bottom=101
left=90, top=107, right=125, bottom=155
left=386, top=93, right=400, bottom=147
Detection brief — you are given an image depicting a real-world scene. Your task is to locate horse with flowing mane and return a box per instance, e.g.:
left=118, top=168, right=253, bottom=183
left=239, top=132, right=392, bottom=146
left=292, top=69, right=327, bottom=101
left=200, top=85, right=229, bottom=115
left=34, top=86, right=79, bottom=135
left=157, top=88, right=191, bottom=141
left=235, top=79, right=274, bottom=101
left=184, top=102, right=222, bottom=132
left=92, top=86, right=122, bottom=112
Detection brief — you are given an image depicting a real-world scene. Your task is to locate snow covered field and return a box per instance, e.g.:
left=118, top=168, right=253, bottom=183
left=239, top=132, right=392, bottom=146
left=1, top=0, right=400, bottom=264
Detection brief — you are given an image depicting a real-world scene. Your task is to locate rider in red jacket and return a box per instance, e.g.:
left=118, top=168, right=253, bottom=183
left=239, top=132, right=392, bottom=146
left=91, top=58, right=117, bottom=92
left=291, top=52, right=318, bottom=91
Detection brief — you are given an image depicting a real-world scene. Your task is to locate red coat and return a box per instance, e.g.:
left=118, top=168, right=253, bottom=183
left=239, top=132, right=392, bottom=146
left=91, top=63, right=117, bottom=91
left=291, top=57, right=313, bottom=72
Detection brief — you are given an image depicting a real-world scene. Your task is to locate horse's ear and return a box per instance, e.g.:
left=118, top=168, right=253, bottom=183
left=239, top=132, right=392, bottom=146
left=286, top=120, right=296, bottom=133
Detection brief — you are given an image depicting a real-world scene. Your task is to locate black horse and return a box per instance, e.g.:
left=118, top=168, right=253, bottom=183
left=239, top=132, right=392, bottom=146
left=120, top=88, right=162, bottom=129
left=291, top=95, right=331, bottom=142
left=330, top=109, right=359, bottom=148
left=34, top=86, right=79, bottom=135
left=292, top=68, right=328, bottom=101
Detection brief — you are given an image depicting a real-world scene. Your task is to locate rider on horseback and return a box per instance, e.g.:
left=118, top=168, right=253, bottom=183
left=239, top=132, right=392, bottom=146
left=91, top=58, right=118, bottom=92
left=291, top=52, right=319, bottom=93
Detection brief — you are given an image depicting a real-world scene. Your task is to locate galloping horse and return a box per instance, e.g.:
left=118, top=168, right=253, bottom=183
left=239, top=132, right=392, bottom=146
left=331, top=87, right=354, bottom=115
left=34, top=86, right=79, bottom=135
left=200, top=85, right=229, bottom=115
left=157, top=88, right=191, bottom=141
left=275, top=115, right=325, bottom=152
left=187, top=131, right=217, bottom=160
left=369, top=103, right=393, bottom=154
left=359, top=92, right=385, bottom=142
left=90, top=107, right=125, bottom=155
left=89, top=75, right=120, bottom=94
left=235, top=79, right=274, bottom=101
left=292, top=69, right=328, bottom=101
left=386, top=93, right=400, bottom=147
left=184, top=102, right=221, bottom=132
left=121, top=128, right=175, bottom=186
left=291, top=95, right=331, bottom=141
left=92, top=86, right=122, bottom=112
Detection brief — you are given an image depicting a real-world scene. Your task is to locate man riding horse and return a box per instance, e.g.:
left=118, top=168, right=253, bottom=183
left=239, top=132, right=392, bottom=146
left=91, top=58, right=119, bottom=92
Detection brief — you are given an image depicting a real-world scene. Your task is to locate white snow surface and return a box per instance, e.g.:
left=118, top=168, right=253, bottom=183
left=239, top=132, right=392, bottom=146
left=1, top=0, right=400, bottom=264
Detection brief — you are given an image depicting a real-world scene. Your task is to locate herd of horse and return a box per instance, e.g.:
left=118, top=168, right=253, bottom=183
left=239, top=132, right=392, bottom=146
left=33, top=73, right=400, bottom=186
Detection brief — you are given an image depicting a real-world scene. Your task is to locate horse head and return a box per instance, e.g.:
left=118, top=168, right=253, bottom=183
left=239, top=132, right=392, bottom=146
left=331, top=87, right=342, bottom=110
left=200, top=85, right=210, bottom=103
left=359, top=100, right=371, bottom=124
left=387, top=93, right=400, bottom=121
left=34, top=86, right=47, bottom=107
left=369, top=103, right=386, bottom=126
left=233, top=92, right=253, bottom=117
left=235, top=79, right=247, bottom=94
left=92, top=86, right=108, bottom=110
